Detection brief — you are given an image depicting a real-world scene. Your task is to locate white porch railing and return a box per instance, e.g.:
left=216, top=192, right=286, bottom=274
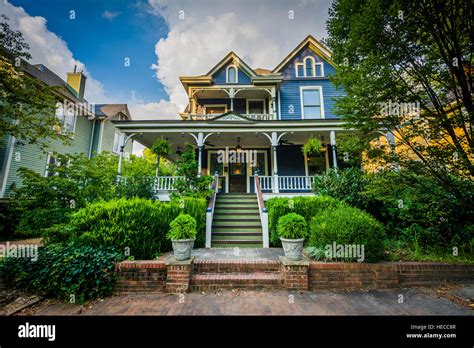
left=153, top=176, right=184, bottom=192
left=257, top=176, right=315, bottom=192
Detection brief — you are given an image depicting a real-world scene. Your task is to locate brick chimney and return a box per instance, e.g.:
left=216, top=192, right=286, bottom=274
left=66, top=65, right=87, bottom=99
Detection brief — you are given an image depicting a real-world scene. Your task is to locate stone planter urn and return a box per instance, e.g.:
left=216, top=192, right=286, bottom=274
left=171, top=238, right=195, bottom=261
left=280, top=237, right=305, bottom=261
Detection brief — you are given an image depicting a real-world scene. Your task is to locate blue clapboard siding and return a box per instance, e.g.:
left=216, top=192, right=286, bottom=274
left=213, top=63, right=252, bottom=85
left=278, top=46, right=344, bottom=120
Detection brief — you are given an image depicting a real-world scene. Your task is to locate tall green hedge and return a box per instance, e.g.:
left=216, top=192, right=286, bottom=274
left=266, top=196, right=345, bottom=246
left=309, top=205, right=386, bottom=262
left=67, top=197, right=206, bottom=259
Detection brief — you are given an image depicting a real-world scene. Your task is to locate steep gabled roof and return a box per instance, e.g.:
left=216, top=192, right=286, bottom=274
left=272, top=35, right=334, bottom=73
left=206, top=51, right=256, bottom=77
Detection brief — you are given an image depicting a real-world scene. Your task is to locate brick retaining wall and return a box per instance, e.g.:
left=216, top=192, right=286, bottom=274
left=308, top=262, right=474, bottom=290
left=115, top=258, right=474, bottom=293
left=115, top=260, right=167, bottom=293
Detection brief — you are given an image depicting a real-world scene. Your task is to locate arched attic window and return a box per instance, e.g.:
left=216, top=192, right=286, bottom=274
left=304, top=56, right=315, bottom=77
left=226, top=65, right=238, bottom=83
left=296, top=56, right=324, bottom=77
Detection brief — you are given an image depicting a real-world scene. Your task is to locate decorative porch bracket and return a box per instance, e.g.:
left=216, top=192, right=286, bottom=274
left=185, top=132, right=214, bottom=177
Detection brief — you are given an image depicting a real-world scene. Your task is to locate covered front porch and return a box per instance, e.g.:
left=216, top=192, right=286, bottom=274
left=113, top=115, right=348, bottom=196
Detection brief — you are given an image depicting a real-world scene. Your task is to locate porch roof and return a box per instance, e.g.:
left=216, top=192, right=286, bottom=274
left=112, top=117, right=350, bottom=150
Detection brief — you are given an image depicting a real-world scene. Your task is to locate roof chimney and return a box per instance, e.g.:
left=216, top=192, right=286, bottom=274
left=66, top=66, right=87, bottom=100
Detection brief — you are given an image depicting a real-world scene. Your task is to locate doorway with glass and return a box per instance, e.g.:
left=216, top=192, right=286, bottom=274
left=207, top=149, right=269, bottom=193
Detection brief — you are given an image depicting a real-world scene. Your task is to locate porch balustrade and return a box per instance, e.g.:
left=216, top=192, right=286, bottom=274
left=153, top=176, right=184, bottom=192
left=151, top=175, right=314, bottom=194
left=257, top=175, right=315, bottom=192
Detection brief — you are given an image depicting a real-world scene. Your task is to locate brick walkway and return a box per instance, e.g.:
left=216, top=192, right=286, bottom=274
left=17, top=286, right=473, bottom=316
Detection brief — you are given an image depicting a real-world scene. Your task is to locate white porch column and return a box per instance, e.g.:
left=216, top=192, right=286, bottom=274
left=187, top=132, right=214, bottom=177
left=271, top=87, right=277, bottom=119
left=229, top=88, right=235, bottom=111
left=263, top=131, right=287, bottom=194
left=330, top=130, right=338, bottom=169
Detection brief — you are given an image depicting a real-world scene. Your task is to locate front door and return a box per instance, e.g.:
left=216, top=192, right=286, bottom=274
left=229, top=162, right=246, bottom=192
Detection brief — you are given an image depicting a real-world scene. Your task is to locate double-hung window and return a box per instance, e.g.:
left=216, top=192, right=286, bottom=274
left=55, top=103, right=76, bottom=136
left=45, top=153, right=58, bottom=177
left=300, top=87, right=324, bottom=119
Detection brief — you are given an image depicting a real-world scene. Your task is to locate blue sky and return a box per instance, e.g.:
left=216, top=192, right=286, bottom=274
left=10, top=0, right=169, bottom=104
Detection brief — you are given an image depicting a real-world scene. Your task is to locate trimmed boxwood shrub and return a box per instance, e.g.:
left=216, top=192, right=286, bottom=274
left=266, top=195, right=345, bottom=246
left=67, top=197, right=206, bottom=259
left=0, top=243, right=124, bottom=302
left=277, top=213, right=308, bottom=239
left=309, top=206, right=386, bottom=262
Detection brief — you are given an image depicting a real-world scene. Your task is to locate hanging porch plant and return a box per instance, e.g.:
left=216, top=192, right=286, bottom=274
left=302, top=136, right=324, bottom=156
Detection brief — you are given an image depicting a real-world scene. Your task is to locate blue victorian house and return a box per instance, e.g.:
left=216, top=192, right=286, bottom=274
left=113, top=35, right=357, bottom=248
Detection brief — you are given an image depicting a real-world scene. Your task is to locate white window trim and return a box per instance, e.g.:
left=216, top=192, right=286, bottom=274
left=245, top=99, right=266, bottom=114
left=226, top=65, right=238, bottom=83
left=303, top=56, right=316, bottom=77
left=113, top=130, right=121, bottom=154
left=295, top=62, right=304, bottom=77
left=315, top=62, right=324, bottom=77
left=295, top=56, right=325, bottom=78
left=300, top=86, right=325, bottom=119
left=55, top=104, right=77, bottom=139
left=203, top=104, right=228, bottom=114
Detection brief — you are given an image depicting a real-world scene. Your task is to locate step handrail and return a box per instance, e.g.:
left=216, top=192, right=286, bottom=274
left=254, top=173, right=269, bottom=248
left=205, top=172, right=219, bottom=248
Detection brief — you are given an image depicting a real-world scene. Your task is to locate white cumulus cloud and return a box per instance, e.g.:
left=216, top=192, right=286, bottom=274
left=0, top=1, right=109, bottom=104
left=148, top=0, right=332, bottom=112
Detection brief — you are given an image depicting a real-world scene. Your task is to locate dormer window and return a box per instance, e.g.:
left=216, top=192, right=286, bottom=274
left=226, top=65, right=238, bottom=83
left=295, top=56, right=324, bottom=78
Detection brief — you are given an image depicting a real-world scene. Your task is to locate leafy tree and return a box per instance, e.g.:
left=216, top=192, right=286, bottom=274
left=326, top=0, right=473, bottom=201
left=150, top=138, right=171, bottom=177
left=0, top=15, right=66, bottom=148
left=173, top=143, right=212, bottom=198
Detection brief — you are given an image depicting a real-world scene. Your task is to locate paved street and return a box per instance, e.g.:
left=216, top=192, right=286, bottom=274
left=16, top=285, right=473, bottom=316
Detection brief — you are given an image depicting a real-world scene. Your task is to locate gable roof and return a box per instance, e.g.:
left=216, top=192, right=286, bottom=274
left=206, top=51, right=257, bottom=78
left=94, top=104, right=131, bottom=120
left=208, top=111, right=255, bottom=123
left=272, top=35, right=334, bottom=73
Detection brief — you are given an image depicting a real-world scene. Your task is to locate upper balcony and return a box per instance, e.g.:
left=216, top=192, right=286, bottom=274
left=180, top=85, right=278, bottom=121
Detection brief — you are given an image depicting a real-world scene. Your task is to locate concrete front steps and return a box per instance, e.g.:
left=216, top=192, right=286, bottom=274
left=211, top=194, right=263, bottom=248
left=190, top=259, right=284, bottom=291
